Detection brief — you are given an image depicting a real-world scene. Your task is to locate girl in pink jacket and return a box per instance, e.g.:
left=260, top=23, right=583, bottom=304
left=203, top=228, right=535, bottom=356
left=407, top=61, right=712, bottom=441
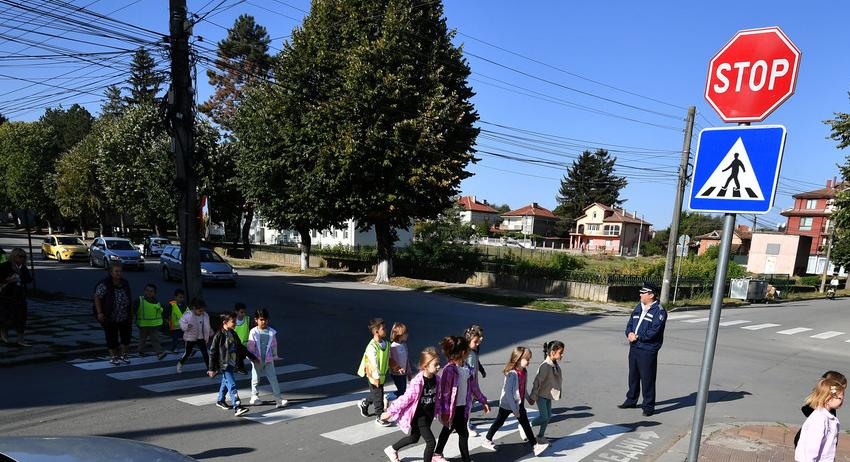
left=380, top=347, right=441, bottom=462
left=796, top=377, right=845, bottom=462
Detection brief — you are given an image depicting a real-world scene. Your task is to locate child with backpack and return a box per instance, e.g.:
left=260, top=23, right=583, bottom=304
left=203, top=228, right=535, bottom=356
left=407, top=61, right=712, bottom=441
left=208, top=311, right=256, bottom=417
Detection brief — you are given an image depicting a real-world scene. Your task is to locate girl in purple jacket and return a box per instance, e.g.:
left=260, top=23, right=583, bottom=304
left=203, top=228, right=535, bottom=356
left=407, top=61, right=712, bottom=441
left=380, top=347, right=441, bottom=462
left=432, top=336, right=491, bottom=462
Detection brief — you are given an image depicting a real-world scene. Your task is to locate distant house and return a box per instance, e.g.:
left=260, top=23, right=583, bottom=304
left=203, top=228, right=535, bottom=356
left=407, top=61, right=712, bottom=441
left=780, top=178, right=844, bottom=274
left=247, top=216, right=412, bottom=248
left=695, top=225, right=752, bottom=256
left=570, top=203, right=651, bottom=255
left=499, top=203, right=558, bottom=237
left=457, top=196, right=499, bottom=228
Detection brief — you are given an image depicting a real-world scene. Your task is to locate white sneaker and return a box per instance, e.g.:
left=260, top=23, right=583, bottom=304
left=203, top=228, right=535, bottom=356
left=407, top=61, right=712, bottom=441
left=176, top=362, right=183, bottom=373
left=383, top=445, right=400, bottom=462
left=533, top=442, right=550, bottom=456
left=277, top=399, right=288, bottom=409
left=480, top=439, right=496, bottom=451
left=249, top=395, right=261, bottom=405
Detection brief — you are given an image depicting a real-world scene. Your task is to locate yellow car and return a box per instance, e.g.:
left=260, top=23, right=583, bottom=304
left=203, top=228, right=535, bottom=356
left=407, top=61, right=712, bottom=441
left=42, top=235, right=89, bottom=262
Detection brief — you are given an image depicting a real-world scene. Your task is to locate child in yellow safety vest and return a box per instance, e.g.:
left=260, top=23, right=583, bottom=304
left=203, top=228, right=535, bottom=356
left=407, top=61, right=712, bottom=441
left=167, top=289, right=187, bottom=353
left=357, top=317, right=391, bottom=426
left=234, top=303, right=250, bottom=373
left=135, top=283, right=167, bottom=360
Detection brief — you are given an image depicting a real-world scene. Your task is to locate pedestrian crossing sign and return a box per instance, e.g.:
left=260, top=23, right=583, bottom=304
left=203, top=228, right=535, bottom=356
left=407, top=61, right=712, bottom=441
left=688, top=125, right=787, bottom=214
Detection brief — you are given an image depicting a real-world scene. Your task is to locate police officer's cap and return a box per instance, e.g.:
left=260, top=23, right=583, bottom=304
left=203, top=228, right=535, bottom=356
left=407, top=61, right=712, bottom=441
left=640, top=283, right=659, bottom=295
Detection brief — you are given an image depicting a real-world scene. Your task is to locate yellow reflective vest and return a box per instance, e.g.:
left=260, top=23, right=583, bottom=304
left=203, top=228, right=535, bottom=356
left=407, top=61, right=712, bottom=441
left=168, top=300, right=185, bottom=331
left=137, top=297, right=163, bottom=328
left=357, top=339, right=390, bottom=386
left=234, top=318, right=250, bottom=344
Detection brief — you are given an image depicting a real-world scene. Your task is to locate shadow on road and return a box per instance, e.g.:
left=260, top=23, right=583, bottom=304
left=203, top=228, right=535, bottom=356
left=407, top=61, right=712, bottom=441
left=655, top=389, right=751, bottom=414
left=188, top=446, right=255, bottom=459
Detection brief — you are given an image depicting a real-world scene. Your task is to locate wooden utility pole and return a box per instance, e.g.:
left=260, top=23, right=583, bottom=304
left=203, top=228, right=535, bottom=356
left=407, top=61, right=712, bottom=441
left=661, top=106, right=696, bottom=304
left=169, top=0, right=202, bottom=301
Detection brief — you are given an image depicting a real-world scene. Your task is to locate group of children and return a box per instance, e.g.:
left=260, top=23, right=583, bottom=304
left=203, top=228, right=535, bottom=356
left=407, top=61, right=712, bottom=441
left=795, top=370, right=846, bottom=462
left=125, top=284, right=288, bottom=418
left=357, top=318, right=564, bottom=461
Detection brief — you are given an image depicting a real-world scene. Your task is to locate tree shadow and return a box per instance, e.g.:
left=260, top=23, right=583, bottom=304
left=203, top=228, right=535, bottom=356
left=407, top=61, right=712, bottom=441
left=188, top=447, right=255, bottom=459
left=654, top=389, right=751, bottom=414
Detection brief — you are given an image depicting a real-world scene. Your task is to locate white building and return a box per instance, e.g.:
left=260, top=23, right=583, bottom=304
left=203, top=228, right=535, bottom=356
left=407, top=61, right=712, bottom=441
left=247, top=215, right=412, bottom=248
left=457, top=196, right=499, bottom=228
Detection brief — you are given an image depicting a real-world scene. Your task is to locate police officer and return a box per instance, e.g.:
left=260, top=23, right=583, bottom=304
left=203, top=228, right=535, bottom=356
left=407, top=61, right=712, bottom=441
left=618, top=283, right=667, bottom=417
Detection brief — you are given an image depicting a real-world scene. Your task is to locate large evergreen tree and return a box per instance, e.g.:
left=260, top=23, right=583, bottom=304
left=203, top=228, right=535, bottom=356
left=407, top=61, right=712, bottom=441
left=125, top=47, right=164, bottom=106
left=554, top=149, right=627, bottom=235
left=101, top=85, right=126, bottom=120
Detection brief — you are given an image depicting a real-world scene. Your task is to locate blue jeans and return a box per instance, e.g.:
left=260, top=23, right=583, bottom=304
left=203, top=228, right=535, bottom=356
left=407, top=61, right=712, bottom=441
left=531, top=397, right=552, bottom=437
left=217, top=366, right=240, bottom=409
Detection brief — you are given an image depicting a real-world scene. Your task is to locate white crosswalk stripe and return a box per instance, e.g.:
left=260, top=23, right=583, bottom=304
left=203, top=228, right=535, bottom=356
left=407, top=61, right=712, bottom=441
left=529, top=421, right=631, bottom=460
left=177, top=373, right=359, bottom=406
left=107, top=360, right=209, bottom=380
left=811, top=331, right=845, bottom=339
left=245, top=385, right=397, bottom=426
left=667, top=314, right=696, bottom=321
left=741, top=323, right=781, bottom=330
left=71, top=353, right=182, bottom=370
left=718, top=320, right=750, bottom=327
left=777, top=327, right=813, bottom=335
left=681, top=317, right=711, bottom=323
left=142, top=363, right=317, bottom=393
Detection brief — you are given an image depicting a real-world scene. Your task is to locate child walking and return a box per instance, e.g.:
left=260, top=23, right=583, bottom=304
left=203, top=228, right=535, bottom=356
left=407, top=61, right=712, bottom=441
left=794, top=371, right=847, bottom=448
left=208, top=311, right=256, bottom=417
left=433, top=336, right=491, bottom=462
left=481, top=346, right=550, bottom=456
left=357, top=318, right=392, bottom=426
left=135, top=283, right=167, bottom=360
left=234, top=303, right=251, bottom=373
left=246, top=308, right=287, bottom=409
left=795, top=377, right=845, bottom=461
left=167, top=289, right=187, bottom=353
left=389, top=322, right=413, bottom=399
left=529, top=341, right=565, bottom=444
left=176, top=298, right=212, bottom=373
left=380, top=347, right=441, bottom=462
left=464, top=324, right=486, bottom=436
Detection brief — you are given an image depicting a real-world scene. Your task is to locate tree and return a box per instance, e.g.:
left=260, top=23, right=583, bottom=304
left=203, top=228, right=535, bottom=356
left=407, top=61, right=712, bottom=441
left=54, top=121, right=109, bottom=235
left=0, top=122, right=58, bottom=227
left=40, top=104, right=94, bottom=155
left=199, top=14, right=273, bottom=253
left=823, top=95, right=850, bottom=269
left=287, top=0, right=479, bottom=283
left=0, top=112, right=7, bottom=126
left=554, top=149, right=627, bottom=235
left=199, top=14, right=273, bottom=131
left=196, top=140, right=245, bottom=241
left=101, top=85, right=126, bottom=120
left=125, top=47, right=164, bottom=106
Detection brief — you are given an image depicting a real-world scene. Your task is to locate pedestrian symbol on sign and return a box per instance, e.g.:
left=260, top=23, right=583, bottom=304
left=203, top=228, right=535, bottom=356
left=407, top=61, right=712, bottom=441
left=694, top=137, right=764, bottom=200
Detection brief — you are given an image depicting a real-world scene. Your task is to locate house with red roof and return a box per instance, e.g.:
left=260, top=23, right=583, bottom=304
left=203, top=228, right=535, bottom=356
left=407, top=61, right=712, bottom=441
left=569, top=203, right=651, bottom=255
left=780, top=178, right=845, bottom=274
left=457, top=196, right=499, bottom=228
left=499, top=203, right=558, bottom=237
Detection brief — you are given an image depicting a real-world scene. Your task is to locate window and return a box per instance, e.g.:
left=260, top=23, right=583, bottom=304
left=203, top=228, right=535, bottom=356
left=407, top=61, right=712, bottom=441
left=799, top=217, right=813, bottom=231
left=587, top=224, right=599, bottom=232
left=343, top=230, right=349, bottom=239
left=322, top=230, right=328, bottom=238
left=806, top=199, right=817, bottom=209
left=766, top=243, right=781, bottom=255
left=603, top=225, right=620, bottom=236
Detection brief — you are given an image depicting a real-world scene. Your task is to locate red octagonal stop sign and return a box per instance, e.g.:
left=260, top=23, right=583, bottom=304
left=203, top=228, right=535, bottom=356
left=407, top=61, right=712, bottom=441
left=705, top=27, right=801, bottom=123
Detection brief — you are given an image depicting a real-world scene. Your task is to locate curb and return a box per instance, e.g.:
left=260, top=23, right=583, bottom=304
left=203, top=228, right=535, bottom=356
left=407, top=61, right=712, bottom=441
left=651, top=421, right=793, bottom=462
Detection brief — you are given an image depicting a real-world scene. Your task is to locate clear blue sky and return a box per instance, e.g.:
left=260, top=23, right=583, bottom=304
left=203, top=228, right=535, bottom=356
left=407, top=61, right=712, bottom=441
left=2, top=1, right=848, bottom=231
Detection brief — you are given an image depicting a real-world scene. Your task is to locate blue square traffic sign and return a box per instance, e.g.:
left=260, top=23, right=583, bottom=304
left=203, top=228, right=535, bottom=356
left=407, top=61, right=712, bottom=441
left=688, top=125, right=787, bottom=214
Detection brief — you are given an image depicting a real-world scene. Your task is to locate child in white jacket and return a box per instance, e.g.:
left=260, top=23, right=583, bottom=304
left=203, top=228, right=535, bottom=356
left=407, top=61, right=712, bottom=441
left=176, top=298, right=212, bottom=372
left=796, top=377, right=845, bottom=462
left=246, top=308, right=286, bottom=409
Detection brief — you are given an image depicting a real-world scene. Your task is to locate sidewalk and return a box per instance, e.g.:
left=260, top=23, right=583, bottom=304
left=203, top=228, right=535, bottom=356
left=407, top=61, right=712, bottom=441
left=0, top=297, right=107, bottom=366
left=656, top=422, right=850, bottom=461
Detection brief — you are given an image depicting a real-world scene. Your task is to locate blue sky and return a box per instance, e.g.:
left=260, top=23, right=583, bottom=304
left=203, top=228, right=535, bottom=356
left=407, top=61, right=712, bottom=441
left=2, top=1, right=848, bottom=231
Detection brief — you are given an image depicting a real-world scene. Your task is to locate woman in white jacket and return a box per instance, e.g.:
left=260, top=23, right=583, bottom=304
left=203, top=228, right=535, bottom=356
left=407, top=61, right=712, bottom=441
left=176, top=298, right=212, bottom=372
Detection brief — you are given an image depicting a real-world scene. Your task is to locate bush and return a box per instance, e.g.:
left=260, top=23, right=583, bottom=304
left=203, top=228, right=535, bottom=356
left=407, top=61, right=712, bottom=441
left=798, top=275, right=822, bottom=287
left=641, top=245, right=746, bottom=280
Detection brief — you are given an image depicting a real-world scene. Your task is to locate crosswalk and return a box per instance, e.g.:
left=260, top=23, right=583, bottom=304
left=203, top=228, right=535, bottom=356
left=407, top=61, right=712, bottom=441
left=67, top=354, right=656, bottom=461
left=668, top=313, right=850, bottom=344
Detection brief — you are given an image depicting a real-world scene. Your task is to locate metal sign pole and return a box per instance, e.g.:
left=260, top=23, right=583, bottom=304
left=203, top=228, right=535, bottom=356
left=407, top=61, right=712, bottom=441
left=686, top=213, right=736, bottom=461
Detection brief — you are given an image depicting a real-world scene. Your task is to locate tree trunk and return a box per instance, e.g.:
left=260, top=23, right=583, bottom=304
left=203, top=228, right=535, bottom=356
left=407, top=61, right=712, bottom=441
left=241, top=204, right=254, bottom=257
left=297, top=226, right=311, bottom=271
left=374, top=221, right=395, bottom=284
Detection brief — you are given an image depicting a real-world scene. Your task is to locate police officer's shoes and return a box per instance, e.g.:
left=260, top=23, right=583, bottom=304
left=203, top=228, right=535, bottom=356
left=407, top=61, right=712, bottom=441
left=642, top=409, right=654, bottom=417
left=617, top=402, right=637, bottom=409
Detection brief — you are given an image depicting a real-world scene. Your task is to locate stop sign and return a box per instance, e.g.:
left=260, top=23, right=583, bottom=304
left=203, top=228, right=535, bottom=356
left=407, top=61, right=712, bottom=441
left=705, top=27, right=801, bottom=123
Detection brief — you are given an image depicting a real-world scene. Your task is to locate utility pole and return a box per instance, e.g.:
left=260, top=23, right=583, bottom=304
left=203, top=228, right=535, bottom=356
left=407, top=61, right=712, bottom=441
left=636, top=215, right=644, bottom=257
left=169, top=0, right=202, bottom=301
left=820, top=223, right=836, bottom=293
left=661, top=106, right=696, bottom=304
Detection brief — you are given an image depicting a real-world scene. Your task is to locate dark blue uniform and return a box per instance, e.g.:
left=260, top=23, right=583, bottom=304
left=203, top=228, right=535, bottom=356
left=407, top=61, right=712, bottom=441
left=623, top=300, right=667, bottom=413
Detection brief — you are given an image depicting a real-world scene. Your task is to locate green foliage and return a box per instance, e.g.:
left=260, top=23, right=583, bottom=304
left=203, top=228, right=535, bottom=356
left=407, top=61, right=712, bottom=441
left=197, top=139, right=243, bottom=229
left=799, top=275, right=822, bottom=287
left=40, top=104, right=94, bottom=154
left=200, top=14, right=273, bottom=130
left=54, top=121, right=108, bottom=223
left=825, top=90, right=850, bottom=150
left=642, top=244, right=746, bottom=280
left=486, top=252, right=586, bottom=279
left=126, top=47, right=164, bottom=106
left=555, top=149, right=627, bottom=234
left=101, top=85, right=126, bottom=120
left=0, top=121, right=58, bottom=215
left=316, top=244, right=377, bottom=262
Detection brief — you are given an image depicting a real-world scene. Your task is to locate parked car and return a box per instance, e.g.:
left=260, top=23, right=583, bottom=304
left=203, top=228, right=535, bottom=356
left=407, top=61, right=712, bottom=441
left=0, top=435, right=198, bottom=461
left=160, top=245, right=237, bottom=285
left=140, top=236, right=172, bottom=257
left=41, top=235, right=89, bottom=262
left=89, top=237, right=145, bottom=271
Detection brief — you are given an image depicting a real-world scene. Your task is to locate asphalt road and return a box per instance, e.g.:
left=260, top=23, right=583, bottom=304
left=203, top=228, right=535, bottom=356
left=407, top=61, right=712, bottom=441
left=2, top=228, right=849, bottom=461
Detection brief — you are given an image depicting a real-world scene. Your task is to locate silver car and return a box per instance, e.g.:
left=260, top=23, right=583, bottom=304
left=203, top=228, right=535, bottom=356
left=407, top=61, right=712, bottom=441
left=89, top=237, right=145, bottom=270
left=160, top=245, right=237, bottom=286
left=0, top=436, right=198, bottom=461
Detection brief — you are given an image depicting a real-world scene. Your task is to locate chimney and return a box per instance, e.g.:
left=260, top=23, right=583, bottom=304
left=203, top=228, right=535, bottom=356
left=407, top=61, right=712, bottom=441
left=827, top=179, right=832, bottom=189
left=532, top=202, right=539, bottom=208
left=471, top=195, right=476, bottom=204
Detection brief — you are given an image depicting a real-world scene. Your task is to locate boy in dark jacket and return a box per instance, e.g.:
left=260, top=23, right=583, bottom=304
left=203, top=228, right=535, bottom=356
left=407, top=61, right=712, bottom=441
left=208, top=311, right=257, bottom=417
